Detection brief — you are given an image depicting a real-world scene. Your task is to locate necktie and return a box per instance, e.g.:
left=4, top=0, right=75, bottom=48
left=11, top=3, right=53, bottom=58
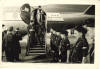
left=40, top=11, right=42, bottom=22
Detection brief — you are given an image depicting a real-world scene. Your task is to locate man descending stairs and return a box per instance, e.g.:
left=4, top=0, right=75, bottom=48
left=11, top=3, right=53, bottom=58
left=26, top=21, right=46, bottom=56
left=20, top=4, right=47, bottom=56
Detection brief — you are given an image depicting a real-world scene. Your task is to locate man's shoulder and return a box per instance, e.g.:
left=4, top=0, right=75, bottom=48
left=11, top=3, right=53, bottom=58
left=7, top=31, right=16, bottom=36
left=34, top=9, right=38, bottom=11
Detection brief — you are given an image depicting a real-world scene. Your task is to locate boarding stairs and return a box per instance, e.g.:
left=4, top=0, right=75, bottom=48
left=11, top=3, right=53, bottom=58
left=26, top=41, right=46, bottom=55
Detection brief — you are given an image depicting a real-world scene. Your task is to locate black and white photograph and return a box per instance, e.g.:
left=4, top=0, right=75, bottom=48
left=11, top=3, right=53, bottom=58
left=1, top=2, right=95, bottom=64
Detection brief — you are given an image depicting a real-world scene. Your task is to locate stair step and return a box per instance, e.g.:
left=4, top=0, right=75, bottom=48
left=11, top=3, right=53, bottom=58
left=29, top=50, right=45, bottom=53
left=34, top=45, right=45, bottom=46
left=27, top=42, right=46, bottom=55
left=33, top=44, right=45, bottom=46
left=29, top=45, right=45, bottom=48
left=30, top=46, right=45, bottom=48
left=30, top=47, right=45, bottom=50
left=33, top=43, right=45, bottom=45
left=28, top=53, right=46, bottom=55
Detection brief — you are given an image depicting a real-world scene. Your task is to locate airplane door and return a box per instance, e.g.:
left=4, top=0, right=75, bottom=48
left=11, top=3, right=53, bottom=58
left=20, top=3, right=31, bottom=25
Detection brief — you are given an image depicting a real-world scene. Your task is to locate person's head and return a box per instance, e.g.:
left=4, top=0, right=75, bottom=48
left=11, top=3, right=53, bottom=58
left=56, top=32, right=60, bottom=36
left=61, top=34, right=65, bottom=39
left=16, top=28, right=20, bottom=31
left=50, top=29, right=53, bottom=33
left=79, top=28, right=87, bottom=38
left=16, top=28, right=19, bottom=30
left=82, top=28, right=87, bottom=37
left=53, top=31, right=56, bottom=35
left=38, top=5, right=42, bottom=11
left=76, top=25, right=87, bottom=36
left=8, top=26, right=13, bottom=31
left=2, top=24, right=5, bottom=27
left=30, top=22, right=34, bottom=25
left=61, top=31, right=68, bottom=37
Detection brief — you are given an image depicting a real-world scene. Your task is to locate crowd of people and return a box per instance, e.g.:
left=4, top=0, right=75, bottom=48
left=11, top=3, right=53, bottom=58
left=49, top=26, right=94, bottom=63
left=50, top=29, right=70, bottom=62
left=2, top=25, right=22, bottom=62
left=2, top=5, right=47, bottom=62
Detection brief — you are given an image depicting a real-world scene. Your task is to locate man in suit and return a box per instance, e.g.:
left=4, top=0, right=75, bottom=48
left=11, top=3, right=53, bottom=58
left=34, top=5, right=46, bottom=46
left=34, top=6, right=46, bottom=25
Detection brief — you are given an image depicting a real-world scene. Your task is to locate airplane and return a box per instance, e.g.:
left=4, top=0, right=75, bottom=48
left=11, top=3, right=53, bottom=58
left=20, top=4, right=95, bottom=33
left=2, top=4, right=95, bottom=37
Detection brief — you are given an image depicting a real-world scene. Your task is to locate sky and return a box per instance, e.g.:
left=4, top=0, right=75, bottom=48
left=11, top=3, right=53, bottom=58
left=2, top=4, right=89, bottom=12
left=0, top=0, right=69, bottom=7
left=0, top=0, right=94, bottom=7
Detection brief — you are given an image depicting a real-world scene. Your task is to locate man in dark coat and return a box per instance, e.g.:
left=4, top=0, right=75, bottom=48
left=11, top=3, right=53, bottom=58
left=2, top=24, right=7, bottom=60
left=33, top=6, right=46, bottom=25
left=71, top=27, right=89, bottom=63
left=27, top=22, right=35, bottom=47
left=3, top=26, right=15, bottom=62
left=33, top=6, right=46, bottom=46
left=53, top=34, right=60, bottom=62
left=50, top=31, right=59, bottom=62
left=13, top=28, right=22, bottom=61
left=2, top=25, right=7, bottom=53
left=60, top=31, right=70, bottom=63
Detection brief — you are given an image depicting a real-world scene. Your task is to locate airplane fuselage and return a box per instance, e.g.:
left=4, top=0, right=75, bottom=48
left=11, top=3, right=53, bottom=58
left=2, top=12, right=94, bottom=35
left=47, top=13, right=94, bottom=32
